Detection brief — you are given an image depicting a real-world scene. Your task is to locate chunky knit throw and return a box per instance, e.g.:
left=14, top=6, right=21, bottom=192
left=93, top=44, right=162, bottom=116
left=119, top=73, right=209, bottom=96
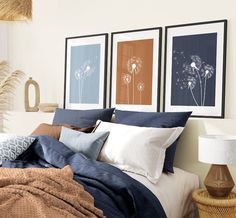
left=0, top=166, right=105, bottom=218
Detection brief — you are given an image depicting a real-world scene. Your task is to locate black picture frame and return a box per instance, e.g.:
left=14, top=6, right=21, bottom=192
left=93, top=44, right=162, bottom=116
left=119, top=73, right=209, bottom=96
left=64, top=33, right=108, bottom=109
left=110, top=27, right=162, bottom=112
left=163, top=20, right=227, bottom=118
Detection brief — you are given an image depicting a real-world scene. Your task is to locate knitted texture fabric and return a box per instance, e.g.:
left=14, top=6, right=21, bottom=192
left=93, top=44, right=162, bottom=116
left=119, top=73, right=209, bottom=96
left=0, top=166, right=105, bottom=218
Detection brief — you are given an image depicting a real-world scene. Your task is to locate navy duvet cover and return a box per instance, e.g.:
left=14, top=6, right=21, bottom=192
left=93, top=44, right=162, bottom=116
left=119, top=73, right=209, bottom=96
left=2, top=135, right=166, bottom=218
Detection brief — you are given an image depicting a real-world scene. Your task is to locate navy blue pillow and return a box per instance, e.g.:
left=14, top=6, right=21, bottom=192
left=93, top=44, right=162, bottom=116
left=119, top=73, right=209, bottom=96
left=53, top=108, right=115, bottom=128
left=115, top=110, right=191, bottom=173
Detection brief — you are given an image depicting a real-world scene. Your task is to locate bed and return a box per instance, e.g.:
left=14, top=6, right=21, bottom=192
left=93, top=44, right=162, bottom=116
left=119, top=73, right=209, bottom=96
left=125, top=168, right=199, bottom=218
left=0, top=108, right=199, bottom=218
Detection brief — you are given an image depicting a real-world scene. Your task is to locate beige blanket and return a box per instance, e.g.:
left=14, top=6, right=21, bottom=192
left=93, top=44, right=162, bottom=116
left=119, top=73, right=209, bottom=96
left=0, top=166, right=105, bottom=218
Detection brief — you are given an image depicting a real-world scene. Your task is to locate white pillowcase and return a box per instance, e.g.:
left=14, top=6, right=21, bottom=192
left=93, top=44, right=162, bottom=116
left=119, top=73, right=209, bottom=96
left=95, top=121, right=183, bottom=183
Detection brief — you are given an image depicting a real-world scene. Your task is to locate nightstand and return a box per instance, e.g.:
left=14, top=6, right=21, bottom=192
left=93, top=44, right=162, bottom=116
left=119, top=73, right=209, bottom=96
left=192, top=189, right=236, bottom=217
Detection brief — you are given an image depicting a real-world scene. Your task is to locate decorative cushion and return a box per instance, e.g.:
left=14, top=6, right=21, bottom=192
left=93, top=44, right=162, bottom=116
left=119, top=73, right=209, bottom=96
left=59, top=127, right=109, bottom=160
left=0, top=135, right=35, bottom=164
left=95, top=121, right=183, bottom=183
left=31, top=123, right=94, bottom=140
left=52, top=108, right=115, bottom=128
left=114, top=110, right=191, bottom=173
left=0, top=133, right=16, bottom=142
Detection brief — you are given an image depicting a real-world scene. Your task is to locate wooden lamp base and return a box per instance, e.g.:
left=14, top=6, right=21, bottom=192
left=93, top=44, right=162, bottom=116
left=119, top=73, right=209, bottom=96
left=204, top=164, right=235, bottom=198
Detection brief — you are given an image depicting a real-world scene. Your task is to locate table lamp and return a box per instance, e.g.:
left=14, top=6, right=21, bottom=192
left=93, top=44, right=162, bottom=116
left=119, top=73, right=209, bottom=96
left=199, top=135, right=236, bottom=198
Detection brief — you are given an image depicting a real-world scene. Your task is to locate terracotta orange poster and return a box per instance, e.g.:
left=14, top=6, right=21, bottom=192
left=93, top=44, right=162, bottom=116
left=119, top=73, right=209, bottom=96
left=116, top=39, right=153, bottom=105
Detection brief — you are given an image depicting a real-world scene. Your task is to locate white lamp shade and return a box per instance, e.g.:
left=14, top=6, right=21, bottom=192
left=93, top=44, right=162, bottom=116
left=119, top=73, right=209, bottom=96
left=199, top=135, right=236, bottom=165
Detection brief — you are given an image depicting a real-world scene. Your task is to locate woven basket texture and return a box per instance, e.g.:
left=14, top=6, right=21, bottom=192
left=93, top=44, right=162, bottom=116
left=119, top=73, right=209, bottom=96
left=192, top=189, right=236, bottom=218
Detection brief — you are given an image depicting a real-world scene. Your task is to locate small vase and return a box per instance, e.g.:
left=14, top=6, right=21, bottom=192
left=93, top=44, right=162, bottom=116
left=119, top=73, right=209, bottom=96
left=24, top=77, right=40, bottom=112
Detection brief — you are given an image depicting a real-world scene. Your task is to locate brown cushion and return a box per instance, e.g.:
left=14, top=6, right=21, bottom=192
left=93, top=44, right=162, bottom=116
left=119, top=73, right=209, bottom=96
left=31, top=123, right=95, bottom=140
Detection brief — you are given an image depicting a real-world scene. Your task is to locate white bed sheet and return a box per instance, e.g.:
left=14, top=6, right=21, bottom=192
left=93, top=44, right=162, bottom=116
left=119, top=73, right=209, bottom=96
left=125, top=167, right=199, bottom=218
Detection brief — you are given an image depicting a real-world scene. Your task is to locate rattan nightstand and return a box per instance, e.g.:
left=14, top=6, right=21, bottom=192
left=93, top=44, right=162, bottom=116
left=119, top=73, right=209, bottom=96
left=192, top=189, right=236, bottom=218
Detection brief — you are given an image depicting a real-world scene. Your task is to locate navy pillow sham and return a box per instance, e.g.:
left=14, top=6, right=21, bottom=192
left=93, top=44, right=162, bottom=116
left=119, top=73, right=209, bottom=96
left=115, top=110, right=191, bottom=173
left=53, top=108, right=115, bottom=128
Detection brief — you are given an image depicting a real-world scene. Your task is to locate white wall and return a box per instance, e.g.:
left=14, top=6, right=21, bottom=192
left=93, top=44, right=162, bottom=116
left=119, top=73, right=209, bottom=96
left=4, top=0, right=236, bottom=185
left=0, top=23, right=8, bottom=60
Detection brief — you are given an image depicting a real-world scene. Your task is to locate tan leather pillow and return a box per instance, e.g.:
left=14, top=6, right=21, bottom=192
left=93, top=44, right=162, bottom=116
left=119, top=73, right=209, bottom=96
left=31, top=123, right=94, bottom=140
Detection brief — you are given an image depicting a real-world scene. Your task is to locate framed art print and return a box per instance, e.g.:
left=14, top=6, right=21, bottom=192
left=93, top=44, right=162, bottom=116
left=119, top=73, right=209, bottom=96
left=110, top=27, right=162, bottom=112
left=164, top=20, right=227, bottom=118
left=64, top=33, right=108, bottom=109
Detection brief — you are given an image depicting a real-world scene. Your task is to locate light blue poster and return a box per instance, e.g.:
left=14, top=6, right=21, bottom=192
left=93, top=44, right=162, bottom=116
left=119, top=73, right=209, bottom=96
left=69, top=44, right=101, bottom=104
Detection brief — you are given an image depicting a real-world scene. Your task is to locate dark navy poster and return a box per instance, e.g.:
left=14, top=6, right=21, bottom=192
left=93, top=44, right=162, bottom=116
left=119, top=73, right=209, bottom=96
left=171, top=33, right=217, bottom=106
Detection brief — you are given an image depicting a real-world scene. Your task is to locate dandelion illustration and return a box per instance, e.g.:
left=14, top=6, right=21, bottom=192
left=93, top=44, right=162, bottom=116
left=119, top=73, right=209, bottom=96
left=190, top=55, right=202, bottom=70
left=189, top=55, right=203, bottom=105
left=201, top=64, right=214, bottom=105
left=201, top=64, right=214, bottom=79
left=180, top=76, right=198, bottom=106
left=127, top=56, right=143, bottom=104
left=186, top=76, right=197, bottom=89
left=127, top=57, right=142, bottom=74
left=174, top=51, right=215, bottom=106
left=186, top=76, right=199, bottom=106
left=182, top=63, right=194, bottom=75
left=137, top=82, right=144, bottom=104
left=137, top=82, right=145, bottom=91
left=122, top=73, right=131, bottom=104
left=74, top=60, right=95, bottom=103
left=173, top=50, right=186, bottom=65
left=123, top=73, right=131, bottom=84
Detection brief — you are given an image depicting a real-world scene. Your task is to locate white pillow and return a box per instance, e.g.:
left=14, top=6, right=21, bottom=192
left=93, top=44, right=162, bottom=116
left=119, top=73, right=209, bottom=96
left=95, top=121, right=184, bottom=183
